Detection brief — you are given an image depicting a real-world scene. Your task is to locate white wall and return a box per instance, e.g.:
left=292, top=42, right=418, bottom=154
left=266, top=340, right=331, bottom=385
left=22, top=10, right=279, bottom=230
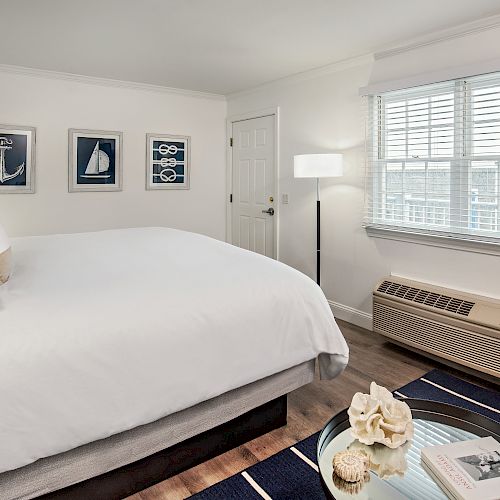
left=3, top=26, right=500, bottom=329
left=228, top=61, right=500, bottom=328
left=0, top=71, right=227, bottom=240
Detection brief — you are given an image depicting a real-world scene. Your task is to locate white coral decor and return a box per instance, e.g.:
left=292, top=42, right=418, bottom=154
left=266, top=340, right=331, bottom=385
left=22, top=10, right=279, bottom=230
left=348, top=440, right=411, bottom=479
left=347, top=382, right=414, bottom=449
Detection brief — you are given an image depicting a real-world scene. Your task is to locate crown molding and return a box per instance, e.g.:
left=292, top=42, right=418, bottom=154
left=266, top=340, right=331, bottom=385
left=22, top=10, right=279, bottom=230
left=2, top=14, right=500, bottom=101
left=0, top=64, right=226, bottom=101
left=227, top=53, right=373, bottom=100
left=375, top=13, right=500, bottom=60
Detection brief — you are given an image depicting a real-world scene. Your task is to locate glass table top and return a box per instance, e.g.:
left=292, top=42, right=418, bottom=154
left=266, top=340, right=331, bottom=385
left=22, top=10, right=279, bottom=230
left=317, top=400, right=500, bottom=500
left=319, top=419, right=476, bottom=499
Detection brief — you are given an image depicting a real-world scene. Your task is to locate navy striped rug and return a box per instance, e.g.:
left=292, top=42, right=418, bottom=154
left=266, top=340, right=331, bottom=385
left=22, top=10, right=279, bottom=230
left=191, top=370, right=499, bottom=499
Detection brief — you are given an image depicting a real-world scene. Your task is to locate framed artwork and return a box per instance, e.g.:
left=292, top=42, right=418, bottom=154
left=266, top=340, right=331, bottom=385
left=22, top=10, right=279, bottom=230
left=0, top=124, right=36, bottom=194
left=146, top=134, right=190, bottom=190
left=69, top=129, right=122, bottom=192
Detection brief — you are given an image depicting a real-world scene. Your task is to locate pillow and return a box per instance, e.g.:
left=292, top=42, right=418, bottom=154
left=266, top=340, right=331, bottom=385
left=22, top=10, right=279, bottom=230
left=0, top=224, right=11, bottom=285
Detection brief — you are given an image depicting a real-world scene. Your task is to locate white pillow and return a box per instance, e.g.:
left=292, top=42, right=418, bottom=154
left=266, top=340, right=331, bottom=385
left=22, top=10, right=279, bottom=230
left=0, top=224, right=11, bottom=285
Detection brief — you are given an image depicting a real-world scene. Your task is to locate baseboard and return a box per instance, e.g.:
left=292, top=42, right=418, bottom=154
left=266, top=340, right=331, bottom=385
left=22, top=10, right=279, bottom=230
left=328, top=300, right=373, bottom=331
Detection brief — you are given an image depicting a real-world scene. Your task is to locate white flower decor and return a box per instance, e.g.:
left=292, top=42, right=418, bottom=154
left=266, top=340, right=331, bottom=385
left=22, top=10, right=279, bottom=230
left=347, top=382, right=414, bottom=449
left=348, top=440, right=411, bottom=479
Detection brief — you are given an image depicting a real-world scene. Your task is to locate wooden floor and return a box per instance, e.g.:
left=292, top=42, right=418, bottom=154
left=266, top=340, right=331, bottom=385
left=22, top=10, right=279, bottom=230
left=128, top=319, right=495, bottom=500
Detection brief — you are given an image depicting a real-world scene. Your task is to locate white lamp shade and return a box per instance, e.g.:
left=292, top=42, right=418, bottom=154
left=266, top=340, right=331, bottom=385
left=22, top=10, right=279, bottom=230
left=294, top=153, right=343, bottom=178
left=0, top=223, right=10, bottom=253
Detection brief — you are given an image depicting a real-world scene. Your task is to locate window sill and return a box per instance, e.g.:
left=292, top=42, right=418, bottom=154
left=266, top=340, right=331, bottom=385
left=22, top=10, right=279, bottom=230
left=365, top=226, right=500, bottom=257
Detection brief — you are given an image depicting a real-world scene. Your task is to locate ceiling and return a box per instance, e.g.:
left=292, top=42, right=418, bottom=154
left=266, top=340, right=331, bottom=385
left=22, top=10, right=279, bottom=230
left=1, top=0, right=500, bottom=95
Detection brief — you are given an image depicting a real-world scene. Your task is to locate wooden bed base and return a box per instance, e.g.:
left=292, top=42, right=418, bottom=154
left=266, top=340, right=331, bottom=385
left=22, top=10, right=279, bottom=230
left=39, top=395, right=288, bottom=500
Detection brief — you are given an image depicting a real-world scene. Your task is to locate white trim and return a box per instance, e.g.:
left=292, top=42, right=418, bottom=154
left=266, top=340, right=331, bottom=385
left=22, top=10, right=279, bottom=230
left=360, top=57, right=500, bottom=96
left=5, top=15, right=500, bottom=102
left=420, top=377, right=500, bottom=414
left=228, top=14, right=500, bottom=100
left=0, top=64, right=226, bottom=101
left=328, top=300, right=373, bottom=331
left=228, top=107, right=280, bottom=123
left=290, top=447, right=319, bottom=472
left=365, top=226, right=500, bottom=257
left=241, top=471, right=273, bottom=500
left=225, top=119, right=233, bottom=246
left=226, top=107, right=280, bottom=260
left=227, top=54, right=373, bottom=100
left=360, top=14, right=500, bottom=95
left=374, top=14, right=500, bottom=61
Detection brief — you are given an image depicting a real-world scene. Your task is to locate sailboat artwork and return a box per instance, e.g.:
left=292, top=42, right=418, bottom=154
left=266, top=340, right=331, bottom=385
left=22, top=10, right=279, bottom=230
left=69, top=129, right=122, bottom=192
left=0, top=137, right=25, bottom=184
left=81, top=141, right=111, bottom=179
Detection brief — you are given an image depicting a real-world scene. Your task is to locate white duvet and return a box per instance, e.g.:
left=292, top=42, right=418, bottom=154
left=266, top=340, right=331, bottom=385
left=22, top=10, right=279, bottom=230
left=0, top=227, right=348, bottom=474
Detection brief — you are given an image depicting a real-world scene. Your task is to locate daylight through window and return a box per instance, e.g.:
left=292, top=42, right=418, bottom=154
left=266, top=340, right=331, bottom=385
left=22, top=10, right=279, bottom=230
left=365, top=72, right=500, bottom=243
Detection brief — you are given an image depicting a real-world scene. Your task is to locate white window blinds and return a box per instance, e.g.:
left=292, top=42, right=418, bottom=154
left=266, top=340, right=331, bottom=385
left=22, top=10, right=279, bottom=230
left=364, top=72, right=500, bottom=244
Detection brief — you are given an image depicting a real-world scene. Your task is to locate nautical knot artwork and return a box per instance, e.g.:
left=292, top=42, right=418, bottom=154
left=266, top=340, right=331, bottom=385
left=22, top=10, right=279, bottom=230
left=147, top=134, right=190, bottom=190
left=153, top=142, right=184, bottom=183
left=0, top=136, right=25, bottom=184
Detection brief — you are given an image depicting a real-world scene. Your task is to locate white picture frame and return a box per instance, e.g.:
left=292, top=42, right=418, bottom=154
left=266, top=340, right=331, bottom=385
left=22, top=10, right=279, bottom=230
left=146, top=133, right=190, bottom=190
left=69, top=129, right=123, bottom=192
left=0, top=124, right=36, bottom=194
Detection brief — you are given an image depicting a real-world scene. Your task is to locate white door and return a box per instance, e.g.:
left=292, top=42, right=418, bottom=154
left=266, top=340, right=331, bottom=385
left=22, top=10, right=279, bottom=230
left=231, top=115, right=276, bottom=258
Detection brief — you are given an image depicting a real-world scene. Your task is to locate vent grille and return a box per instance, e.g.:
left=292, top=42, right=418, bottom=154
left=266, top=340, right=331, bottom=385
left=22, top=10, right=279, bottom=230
left=373, top=303, right=500, bottom=377
left=377, top=281, right=475, bottom=317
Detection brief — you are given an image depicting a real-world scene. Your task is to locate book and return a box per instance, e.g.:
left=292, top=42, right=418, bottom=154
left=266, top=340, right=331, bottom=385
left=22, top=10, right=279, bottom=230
left=421, top=436, right=500, bottom=500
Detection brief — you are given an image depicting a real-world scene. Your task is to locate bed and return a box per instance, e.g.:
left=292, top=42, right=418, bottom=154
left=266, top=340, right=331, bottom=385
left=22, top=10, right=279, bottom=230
left=0, top=227, right=349, bottom=499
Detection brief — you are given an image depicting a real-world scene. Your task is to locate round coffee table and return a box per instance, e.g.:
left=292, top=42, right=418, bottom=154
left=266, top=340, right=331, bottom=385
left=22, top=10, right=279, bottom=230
left=317, top=399, right=500, bottom=500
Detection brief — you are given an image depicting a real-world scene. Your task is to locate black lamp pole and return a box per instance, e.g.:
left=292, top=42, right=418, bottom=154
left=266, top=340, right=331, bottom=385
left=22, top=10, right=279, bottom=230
left=294, top=154, right=342, bottom=287
left=316, top=178, right=321, bottom=286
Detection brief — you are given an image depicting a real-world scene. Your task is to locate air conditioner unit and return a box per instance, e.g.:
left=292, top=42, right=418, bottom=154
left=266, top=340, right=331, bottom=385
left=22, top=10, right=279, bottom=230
left=373, top=277, right=500, bottom=381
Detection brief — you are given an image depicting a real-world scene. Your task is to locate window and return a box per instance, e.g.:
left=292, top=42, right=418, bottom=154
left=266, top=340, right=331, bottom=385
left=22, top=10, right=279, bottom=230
left=365, top=72, right=500, bottom=244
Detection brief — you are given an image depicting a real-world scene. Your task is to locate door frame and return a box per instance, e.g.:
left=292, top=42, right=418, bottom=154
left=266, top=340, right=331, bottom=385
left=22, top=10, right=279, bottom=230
left=226, top=106, right=280, bottom=260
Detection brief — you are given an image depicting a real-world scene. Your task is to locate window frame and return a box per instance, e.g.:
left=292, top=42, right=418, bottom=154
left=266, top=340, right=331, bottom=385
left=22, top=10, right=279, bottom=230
left=365, top=76, right=500, bottom=255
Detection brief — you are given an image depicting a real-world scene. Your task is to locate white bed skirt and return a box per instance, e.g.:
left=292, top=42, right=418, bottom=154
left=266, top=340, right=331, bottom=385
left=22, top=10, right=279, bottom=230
left=0, top=361, right=315, bottom=500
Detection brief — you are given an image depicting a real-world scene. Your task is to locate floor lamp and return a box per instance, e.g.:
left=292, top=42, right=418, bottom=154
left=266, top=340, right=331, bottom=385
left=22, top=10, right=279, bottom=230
left=294, top=154, right=343, bottom=286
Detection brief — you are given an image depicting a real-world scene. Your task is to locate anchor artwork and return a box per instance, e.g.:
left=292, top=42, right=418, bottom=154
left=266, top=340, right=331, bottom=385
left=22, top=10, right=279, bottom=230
left=146, top=134, right=190, bottom=190
left=69, top=129, right=122, bottom=192
left=0, top=137, right=25, bottom=184
left=0, top=125, right=36, bottom=194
